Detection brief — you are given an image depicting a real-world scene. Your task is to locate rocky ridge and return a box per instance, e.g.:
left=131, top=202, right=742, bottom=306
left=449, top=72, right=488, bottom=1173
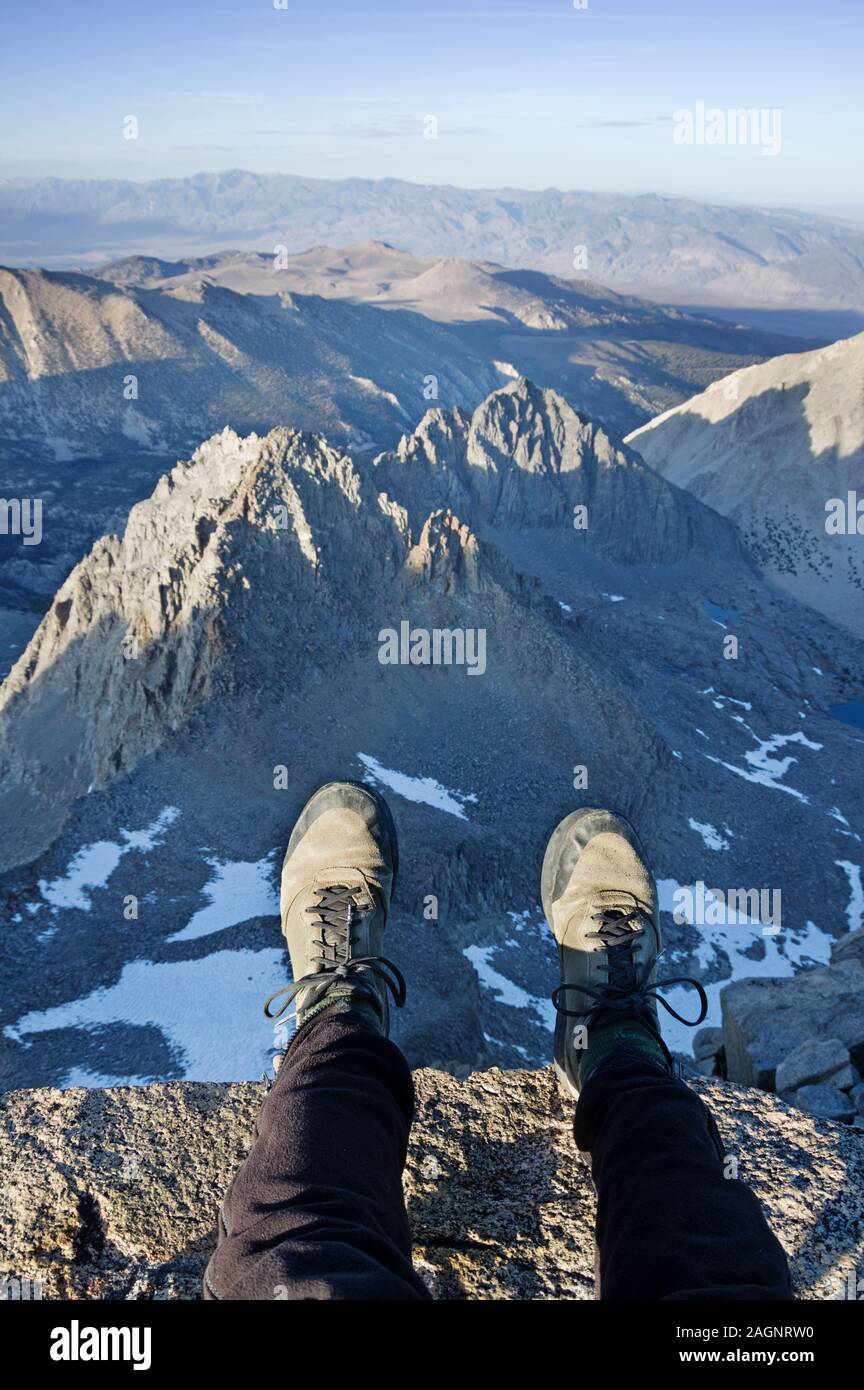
left=0, top=264, right=502, bottom=459
left=0, top=379, right=744, bottom=873
left=1, top=1066, right=862, bottom=1301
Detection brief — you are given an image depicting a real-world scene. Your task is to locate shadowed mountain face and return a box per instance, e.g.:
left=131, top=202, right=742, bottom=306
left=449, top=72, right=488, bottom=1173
left=627, top=333, right=864, bottom=638
left=0, top=263, right=503, bottom=461
left=0, top=251, right=799, bottom=467
left=1, top=380, right=861, bottom=1091
left=3, top=172, right=864, bottom=309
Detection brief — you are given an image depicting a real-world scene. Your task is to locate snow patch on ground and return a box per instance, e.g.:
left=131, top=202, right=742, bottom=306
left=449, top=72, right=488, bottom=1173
left=484, top=1032, right=530, bottom=1059
left=835, top=860, right=864, bottom=934
left=706, top=730, right=821, bottom=803
left=463, top=944, right=556, bottom=1031
left=829, top=807, right=861, bottom=841
left=38, top=807, right=180, bottom=911
left=657, top=878, right=832, bottom=1055
left=688, top=818, right=730, bottom=851
left=4, top=949, right=286, bottom=1085
left=701, top=687, right=752, bottom=712
left=358, top=753, right=477, bottom=819
left=168, top=853, right=279, bottom=943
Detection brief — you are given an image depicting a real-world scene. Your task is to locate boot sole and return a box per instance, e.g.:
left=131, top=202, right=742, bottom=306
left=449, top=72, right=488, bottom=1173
left=554, top=1058, right=580, bottom=1101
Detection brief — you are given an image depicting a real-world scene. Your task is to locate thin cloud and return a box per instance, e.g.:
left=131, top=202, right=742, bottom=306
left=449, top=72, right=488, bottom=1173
left=244, top=123, right=482, bottom=139
left=585, top=116, right=673, bottom=129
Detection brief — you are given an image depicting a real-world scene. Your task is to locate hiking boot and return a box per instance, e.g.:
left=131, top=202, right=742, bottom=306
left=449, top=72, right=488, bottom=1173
left=263, top=781, right=405, bottom=1037
left=541, top=807, right=707, bottom=1098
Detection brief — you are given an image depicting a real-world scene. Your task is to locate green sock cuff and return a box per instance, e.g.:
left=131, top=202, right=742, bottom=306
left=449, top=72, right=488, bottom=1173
left=578, top=1019, right=667, bottom=1088
left=300, top=990, right=384, bottom=1035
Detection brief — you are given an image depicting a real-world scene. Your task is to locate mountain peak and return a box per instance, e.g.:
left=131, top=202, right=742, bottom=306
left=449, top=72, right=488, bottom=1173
left=406, top=509, right=481, bottom=593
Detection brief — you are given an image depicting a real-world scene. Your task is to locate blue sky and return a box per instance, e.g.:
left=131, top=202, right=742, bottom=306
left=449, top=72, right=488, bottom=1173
left=2, top=0, right=862, bottom=211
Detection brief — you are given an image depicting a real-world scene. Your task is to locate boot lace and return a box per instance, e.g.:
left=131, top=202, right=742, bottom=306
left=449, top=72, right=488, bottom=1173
left=552, top=905, right=708, bottom=1035
left=263, top=883, right=406, bottom=1020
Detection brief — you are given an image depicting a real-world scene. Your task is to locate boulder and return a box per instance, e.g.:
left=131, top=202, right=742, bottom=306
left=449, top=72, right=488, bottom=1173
left=832, top=927, right=864, bottom=969
left=721, top=962, right=864, bottom=1089
left=1, top=1067, right=863, bottom=1301
left=775, top=1038, right=851, bottom=1095
left=792, top=1083, right=856, bottom=1124
left=693, top=1027, right=725, bottom=1062
left=831, top=1064, right=860, bottom=1091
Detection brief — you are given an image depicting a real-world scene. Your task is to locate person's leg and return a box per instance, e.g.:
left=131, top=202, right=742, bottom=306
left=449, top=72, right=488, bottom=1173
left=542, top=807, right=792, bottom=1302
left=574, top=1049, right=792, bottom=1300
left=204, top=780, right=429, bottom=1301
left=204, top=1007, right=429, bottom=1300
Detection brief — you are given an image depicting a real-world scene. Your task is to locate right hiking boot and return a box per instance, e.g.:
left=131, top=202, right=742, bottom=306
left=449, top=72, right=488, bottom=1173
left=263, top=780, right=405, bottom=1038
left=541, top=807, right=707, bottom=1098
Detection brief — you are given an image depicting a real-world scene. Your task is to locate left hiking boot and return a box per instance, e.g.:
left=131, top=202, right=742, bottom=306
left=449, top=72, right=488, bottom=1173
left=541, top=807, right=707, bottom=1098
left=263, top=780, right=406, bottom=1038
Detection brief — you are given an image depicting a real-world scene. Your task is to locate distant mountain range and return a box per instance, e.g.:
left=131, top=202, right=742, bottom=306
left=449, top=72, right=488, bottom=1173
left=3, top=171, right=864, bottom=310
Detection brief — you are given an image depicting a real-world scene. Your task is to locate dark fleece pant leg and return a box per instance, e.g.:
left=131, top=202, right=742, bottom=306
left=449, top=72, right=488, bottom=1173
left=574, top=1051, right=793, bottom=1301
left=204, top=1011, right=430, bottom=1300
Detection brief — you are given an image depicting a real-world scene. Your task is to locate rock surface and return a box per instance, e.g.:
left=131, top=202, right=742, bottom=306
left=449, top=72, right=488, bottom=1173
left=832, top=927, right=864, bottom=970
left=693, top=1026, right=725, bottom=1062
left=791, top=1082, right=857, bottom=1124
left=0, top=263, right=502, bottom=461
left=374, top=378, right=746, bottom=565
left=775, top=1038, right=853, bottom=1095
left=1, top=1068, right=862, bottom=1301
left=0, top=250, right=790, bottom=471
